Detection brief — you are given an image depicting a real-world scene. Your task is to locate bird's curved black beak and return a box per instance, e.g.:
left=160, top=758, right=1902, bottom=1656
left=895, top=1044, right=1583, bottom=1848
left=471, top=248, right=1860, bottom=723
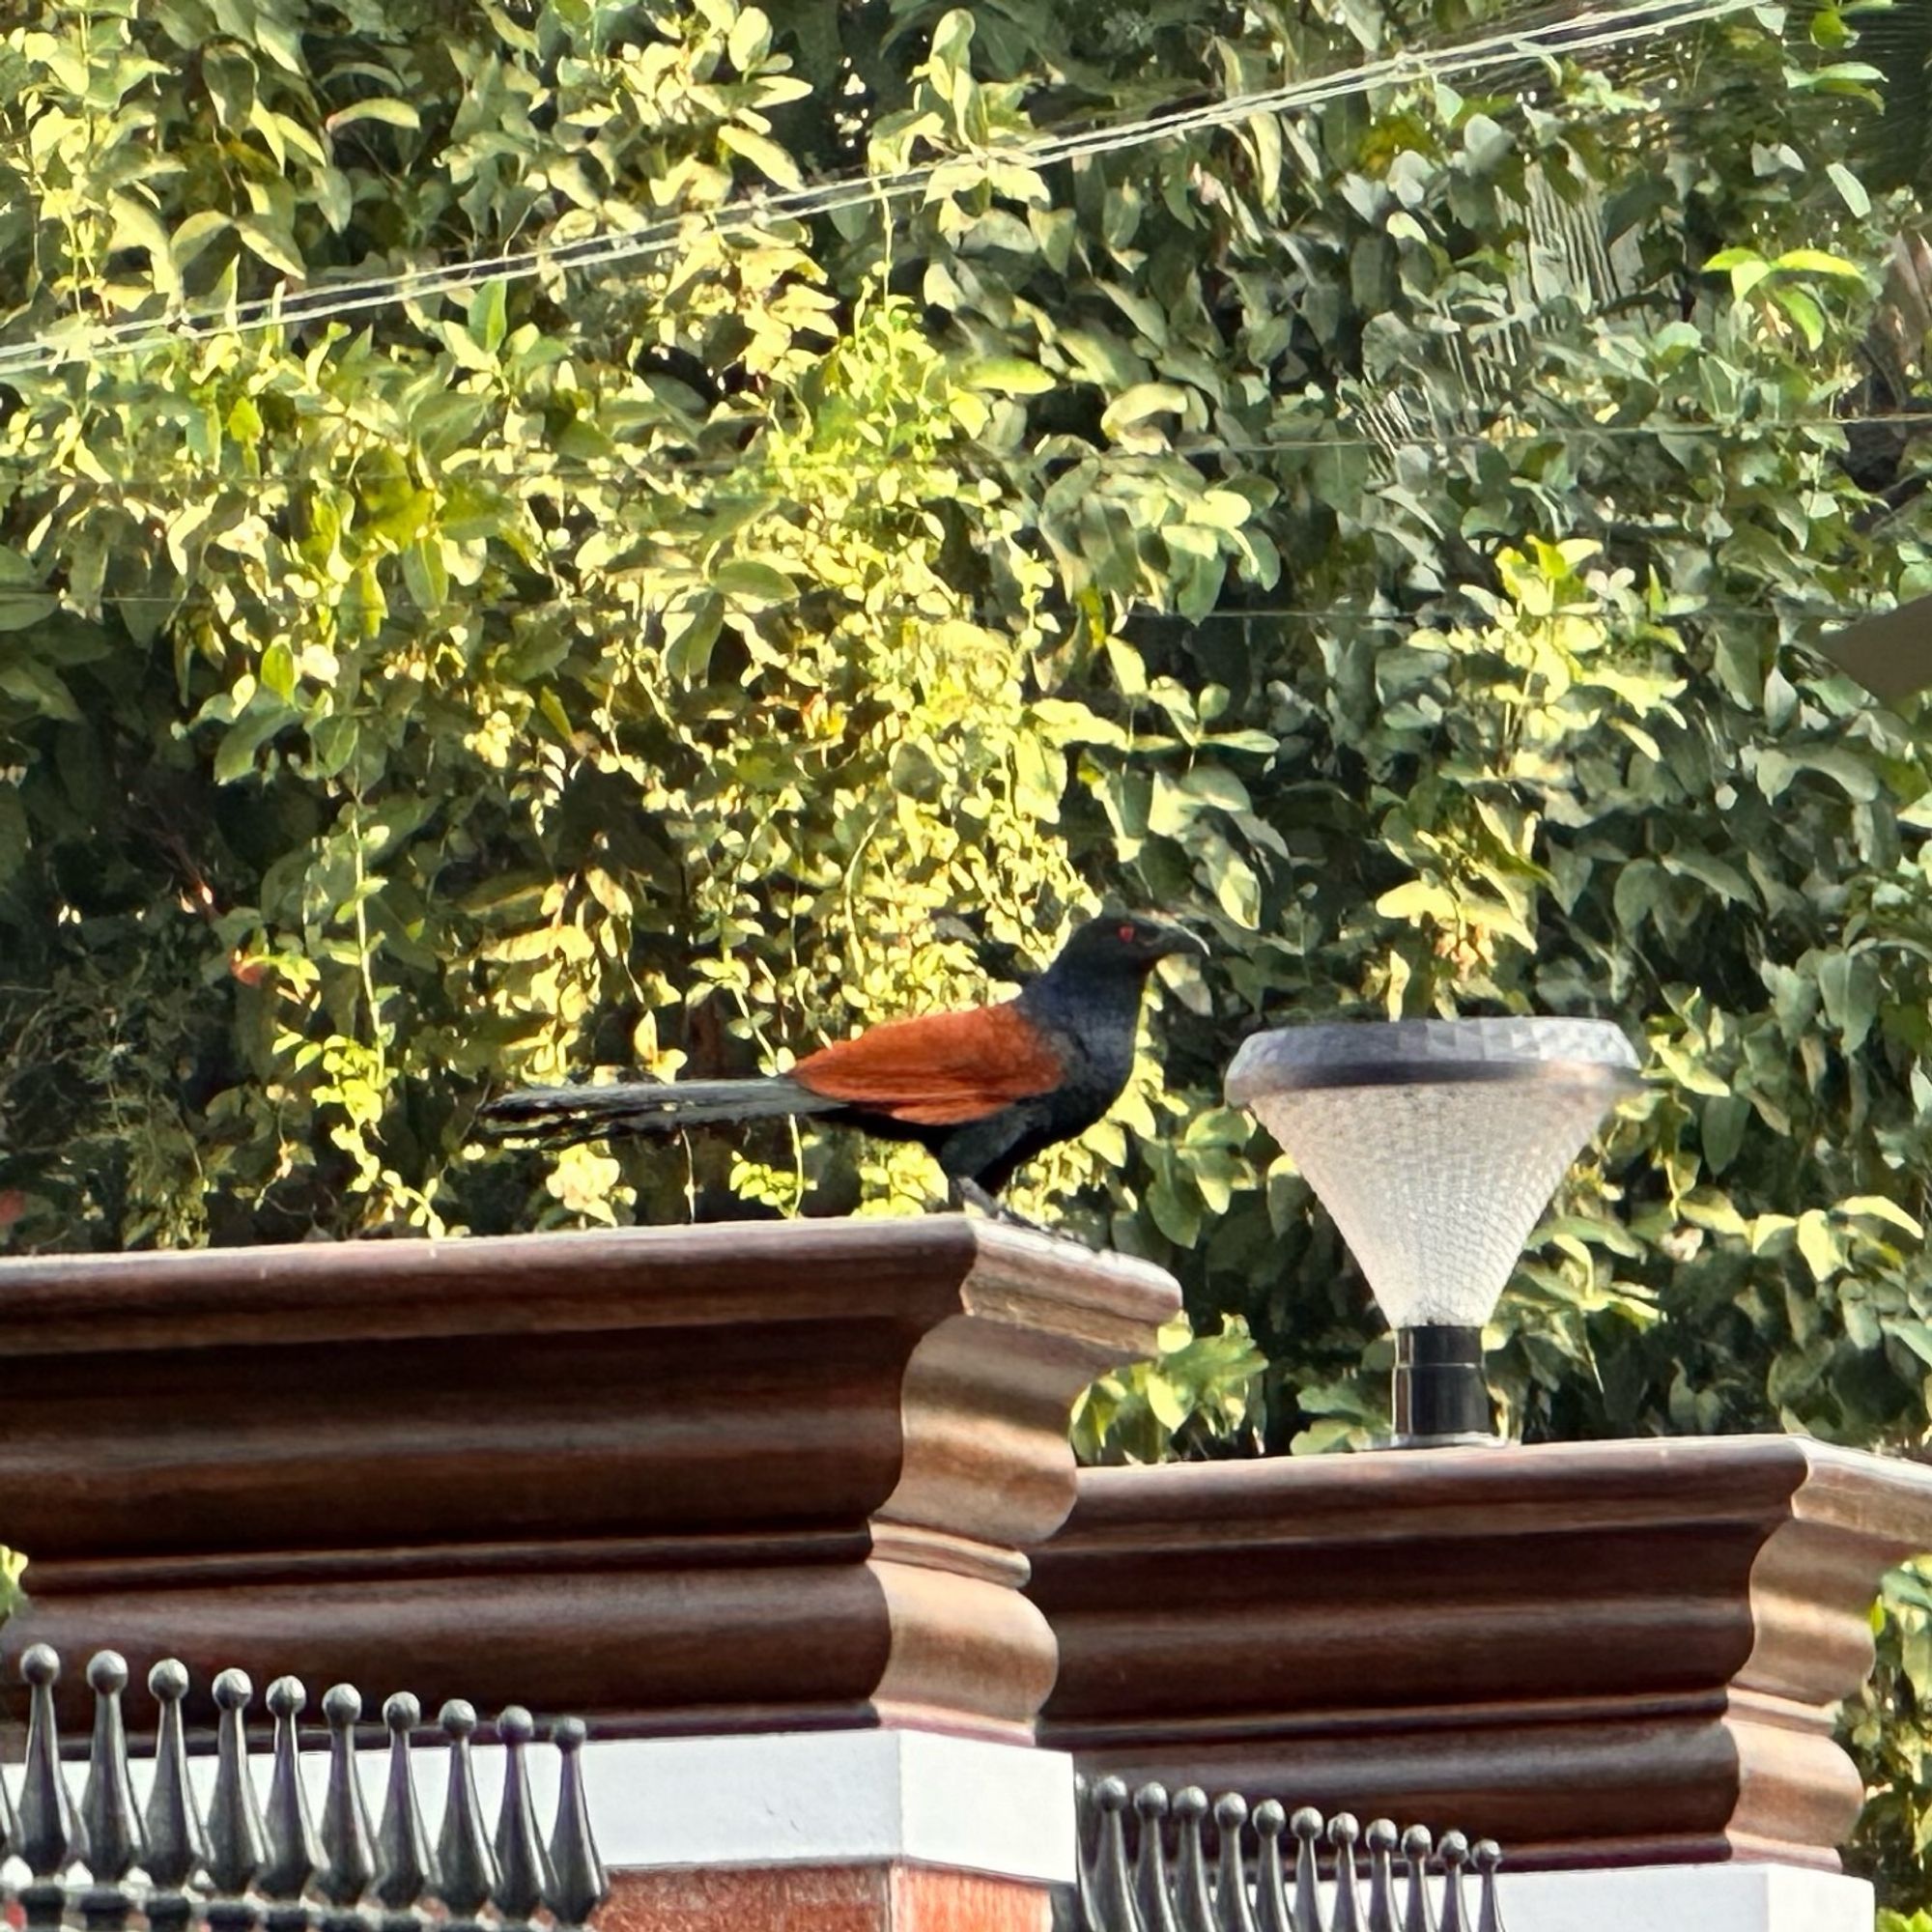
left=1150, top=923, right=1209, bottom=961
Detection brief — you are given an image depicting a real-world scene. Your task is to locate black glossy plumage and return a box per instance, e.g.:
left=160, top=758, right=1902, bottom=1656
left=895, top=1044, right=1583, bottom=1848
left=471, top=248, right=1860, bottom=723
left=899, top=916, right=1200, bottom=1198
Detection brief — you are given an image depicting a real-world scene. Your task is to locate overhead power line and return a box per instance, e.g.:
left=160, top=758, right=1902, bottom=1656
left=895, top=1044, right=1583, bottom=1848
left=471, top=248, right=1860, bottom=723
left=0, top=408, right=1909, bottom=500
left=0, top=0, right=1756, bottom=381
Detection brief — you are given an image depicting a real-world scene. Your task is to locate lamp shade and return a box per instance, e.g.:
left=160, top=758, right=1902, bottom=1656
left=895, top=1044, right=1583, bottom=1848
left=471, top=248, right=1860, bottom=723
left=1225, top=1017, right=1642, bottom=1331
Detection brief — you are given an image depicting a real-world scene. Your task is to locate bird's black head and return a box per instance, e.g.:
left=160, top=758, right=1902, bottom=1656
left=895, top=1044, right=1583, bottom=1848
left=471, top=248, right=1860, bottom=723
left=1057, top=913, right=1208, bottom=976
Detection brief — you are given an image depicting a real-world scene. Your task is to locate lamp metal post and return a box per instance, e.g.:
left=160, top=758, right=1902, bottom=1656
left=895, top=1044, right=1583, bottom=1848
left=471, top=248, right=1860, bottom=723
left=1226, top=1016, right=1641, bottom=1447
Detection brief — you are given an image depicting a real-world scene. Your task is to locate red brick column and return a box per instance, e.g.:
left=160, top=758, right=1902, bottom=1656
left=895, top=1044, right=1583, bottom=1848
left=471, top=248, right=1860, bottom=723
left=601, top=1865, right=1052, bottom=1932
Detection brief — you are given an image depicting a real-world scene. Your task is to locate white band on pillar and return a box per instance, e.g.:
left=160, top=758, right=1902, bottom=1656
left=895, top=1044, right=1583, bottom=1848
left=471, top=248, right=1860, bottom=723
left=562, top=1732, right=1078, bottom=1882
left=1496, top=1863, right=1874, bottom=1932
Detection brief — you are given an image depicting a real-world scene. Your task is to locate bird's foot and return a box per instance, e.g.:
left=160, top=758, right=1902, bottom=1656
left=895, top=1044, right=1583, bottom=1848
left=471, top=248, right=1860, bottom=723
left=948, top=1178, right=1051, bottom=1236
left=995, top=1205, right=1052, bottom=1235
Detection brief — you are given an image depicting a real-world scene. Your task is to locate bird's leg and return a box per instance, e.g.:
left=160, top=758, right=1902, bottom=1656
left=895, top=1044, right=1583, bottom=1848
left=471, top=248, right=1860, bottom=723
left=952, top=1176, right=1050, bottom=1235
left=952, top=1176, right=1003, bottom=1217
left=938, top=1175, right=1008, bottom=1218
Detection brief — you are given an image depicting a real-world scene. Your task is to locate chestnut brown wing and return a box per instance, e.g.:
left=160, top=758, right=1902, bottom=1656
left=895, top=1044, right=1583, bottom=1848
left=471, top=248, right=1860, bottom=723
left=793, top=1001, right=1064, bottom=1126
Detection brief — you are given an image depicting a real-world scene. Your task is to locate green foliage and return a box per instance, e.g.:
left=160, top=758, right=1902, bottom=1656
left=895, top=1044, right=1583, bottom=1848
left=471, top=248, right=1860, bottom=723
left=6, top=0, right=1932, bottom=1899
left=1852, top=1561, right=1932, bottom=1905
left=1072, top=1309, right=1268, bottom=1463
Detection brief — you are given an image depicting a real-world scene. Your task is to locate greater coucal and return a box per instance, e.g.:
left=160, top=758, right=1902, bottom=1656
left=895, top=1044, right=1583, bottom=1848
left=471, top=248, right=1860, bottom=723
left=478, top=914, right=1205, bottom=1215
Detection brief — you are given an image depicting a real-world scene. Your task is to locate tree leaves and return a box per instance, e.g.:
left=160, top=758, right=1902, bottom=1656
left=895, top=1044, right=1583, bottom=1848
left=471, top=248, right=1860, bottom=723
left=325, top=99, right=419, bottom=132
left=961, top=356, right=1056, bottom=395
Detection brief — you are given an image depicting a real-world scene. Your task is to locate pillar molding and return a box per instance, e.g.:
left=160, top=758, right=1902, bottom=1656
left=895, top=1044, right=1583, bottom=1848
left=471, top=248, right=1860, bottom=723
left=0, top=1215, right=1177, bottom=1745
left=1029, top=1434, right=1932, bottom=1870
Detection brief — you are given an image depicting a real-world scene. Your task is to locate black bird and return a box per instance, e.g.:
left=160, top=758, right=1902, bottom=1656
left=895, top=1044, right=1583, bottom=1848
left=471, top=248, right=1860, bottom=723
left=478, top=914, right=1206, bottom=1216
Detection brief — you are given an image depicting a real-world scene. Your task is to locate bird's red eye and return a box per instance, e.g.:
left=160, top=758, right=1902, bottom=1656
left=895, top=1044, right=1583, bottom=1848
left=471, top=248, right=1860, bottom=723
left=1118, top=922, right=1137, bottom=942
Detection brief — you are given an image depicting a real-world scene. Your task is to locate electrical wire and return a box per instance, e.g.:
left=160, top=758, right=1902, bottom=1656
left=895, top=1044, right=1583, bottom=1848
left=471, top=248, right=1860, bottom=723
left=0, top=409, right=1915, bottom=500
left=1, top=587, right=1839, bottom=619
left=0, top=0, right=1759, bottom=381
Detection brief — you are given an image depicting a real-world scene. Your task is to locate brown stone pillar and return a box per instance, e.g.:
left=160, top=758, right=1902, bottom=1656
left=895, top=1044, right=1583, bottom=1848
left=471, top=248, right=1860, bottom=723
left=1028, top=1435, right=1932, bottom=1875
left=0, top=1217, right=1181, bottom=1932
left=0, top=1216, right=1177, bottom=1748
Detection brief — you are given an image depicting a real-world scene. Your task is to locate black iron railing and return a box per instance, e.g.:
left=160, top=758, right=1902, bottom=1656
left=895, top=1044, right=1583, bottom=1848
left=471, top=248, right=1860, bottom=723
left=0, top=1646, right=609, bottom=1932
left=1074, top=1777, right=1506, bottom=1932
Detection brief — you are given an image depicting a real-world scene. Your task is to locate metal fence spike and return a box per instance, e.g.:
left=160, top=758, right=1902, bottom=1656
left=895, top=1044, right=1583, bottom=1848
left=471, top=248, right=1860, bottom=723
left=142, top=1661, right=205, bottom=1932
left=143, top=1661, right=209, bottom=1896
left=491, top=1707, right=554, bottom=1925
left=432, top=1699, right=499, bottom=1921
left=18, top=1643, right=84, bottom=1881
left=1329, top=1814, right=1365, bottom=1932
left=0, top=1645, right=619, bottom=1932
left=79, top=1650, right=144, bottom=1885
left=71, top=1649, right=141, bottom=1932
left=1250, top=1802, right=1293, bottom=1932
left=1364, top=1822, right=1400, bottom=1932
left=373, top=1692, right=437, bottom=1916
left=542, top=1719, right=609, bottom=1930
left=1089, top=1777, right=1144, bottom=1932
left=1436, top=1833, right=1470, bottom=1932
left=0, top=1674, right=15, bottom=1861
left=1171, top=1789, right=1217, bottom=1932
left=1471, top=1842, right=1505, bottom=1932
left=260, top=1676, right=324, bottom=1906
left=205, top=1668, right=269, bottom=1899
left=317, top=1686, right=376, bottom=1917
left=1290, top=1807, right=1324, bottom=1932
left=1134, top=1784, right=1180, bottom=1932
left=1400, top=1828, right=1436, bottom=1932
left=1075, top=1775, right=1101, bottom=1932
left=1065, top=1790, right=1507, bottom=1932
left=1211, top=1796, right=1260, bottom=1932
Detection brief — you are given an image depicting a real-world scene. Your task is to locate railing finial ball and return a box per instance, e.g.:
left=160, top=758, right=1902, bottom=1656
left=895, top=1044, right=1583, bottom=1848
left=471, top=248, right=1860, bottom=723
left=86, top=1650, right=128, bottom=1693
left=267, top=1675, right=306, bottom=1719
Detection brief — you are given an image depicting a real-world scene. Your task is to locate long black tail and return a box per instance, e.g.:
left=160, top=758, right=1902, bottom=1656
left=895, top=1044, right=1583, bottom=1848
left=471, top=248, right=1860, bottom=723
left=476, top=1075, right=845, bottom=1143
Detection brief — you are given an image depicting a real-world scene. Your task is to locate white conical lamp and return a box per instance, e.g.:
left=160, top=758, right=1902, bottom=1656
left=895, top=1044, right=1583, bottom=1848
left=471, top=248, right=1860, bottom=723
left=1225, top=1017, right=1641, bottom=1445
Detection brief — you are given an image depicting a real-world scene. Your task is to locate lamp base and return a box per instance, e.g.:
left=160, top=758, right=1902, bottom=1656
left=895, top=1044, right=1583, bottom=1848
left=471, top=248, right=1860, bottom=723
left=1391, top=1323, right=1494, bottom=1447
